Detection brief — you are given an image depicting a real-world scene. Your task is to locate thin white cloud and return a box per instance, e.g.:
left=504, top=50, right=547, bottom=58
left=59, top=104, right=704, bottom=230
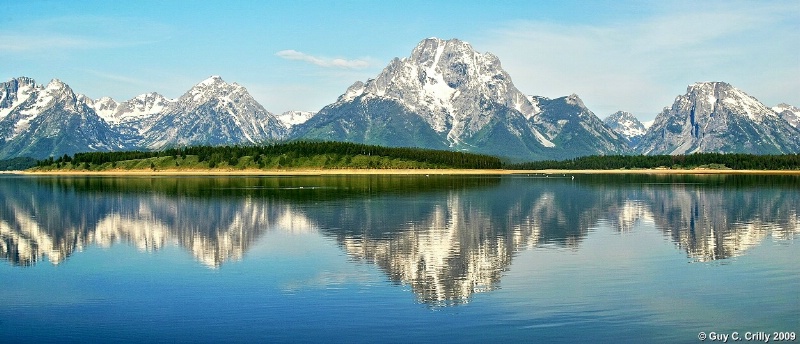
left=276, top=50, right=371, bottom=69
left=0, top=32, right=170, bottom=53
left=477, top=2, right=800, bottom=120
left=0, top=34, right=113, bottom=52
left=0, top=16, right=172, bottom=54
left=79, top=69, right=149, bottom=86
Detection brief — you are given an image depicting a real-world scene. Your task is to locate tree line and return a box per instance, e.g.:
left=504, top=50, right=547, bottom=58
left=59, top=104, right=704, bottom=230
left=507, top=153, right=800, bottom=170
left=31, top=145, right=800, bottom=171
left=35, top=141, right=503, bottom=170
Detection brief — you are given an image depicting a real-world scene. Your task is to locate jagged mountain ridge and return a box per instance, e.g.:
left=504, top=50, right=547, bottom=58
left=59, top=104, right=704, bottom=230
left=0, top=78, right=132, bottom=159
left=637, top=82, right=800, bottom=155
left=139, top=76, right=286, bottom=149
left=85, top=92, right=172, bottom=127
left=530, top=94, right=629, bottom=158
left=291, top=38, right=628, bottom=161
left=0, top=76, right=288, bottom=159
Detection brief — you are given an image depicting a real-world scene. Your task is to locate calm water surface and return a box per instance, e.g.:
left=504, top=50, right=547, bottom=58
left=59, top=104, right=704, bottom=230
left=1, top=174, right=798, bottom=343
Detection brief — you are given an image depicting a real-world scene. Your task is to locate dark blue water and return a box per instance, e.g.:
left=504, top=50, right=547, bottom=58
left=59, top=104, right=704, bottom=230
left=1, top=174, right=798, bottom=343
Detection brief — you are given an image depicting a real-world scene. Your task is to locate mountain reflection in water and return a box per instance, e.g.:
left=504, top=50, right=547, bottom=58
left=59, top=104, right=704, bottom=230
left=0, top=174, right=798, bottom=305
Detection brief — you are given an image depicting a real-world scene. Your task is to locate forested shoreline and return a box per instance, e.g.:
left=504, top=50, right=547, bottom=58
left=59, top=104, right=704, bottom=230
left=17, top=142, right=800, bottom=172
left=30, top=141, right=503, bottom=171
left=507, top=153, right=800, bottom=170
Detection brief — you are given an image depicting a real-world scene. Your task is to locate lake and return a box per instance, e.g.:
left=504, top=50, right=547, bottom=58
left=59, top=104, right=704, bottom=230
left=1, top=174, right=798, bottom=343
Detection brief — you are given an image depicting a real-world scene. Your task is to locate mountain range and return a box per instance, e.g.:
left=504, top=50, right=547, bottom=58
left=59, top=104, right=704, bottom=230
left=636, top=82, right=800, bottom=155
left=1, top=38, right=798, bottom=162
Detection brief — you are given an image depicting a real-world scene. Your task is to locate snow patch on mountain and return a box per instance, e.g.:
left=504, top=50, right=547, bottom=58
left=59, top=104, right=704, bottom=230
left=773, top=103, right=799, bottom=128
left=0, top=77, right=37, bottom=120
left=277, top=110, right=316, bottom=129
left=82, top=96, right=119, bottom=121
left=114, top=93, right=174, bottom=125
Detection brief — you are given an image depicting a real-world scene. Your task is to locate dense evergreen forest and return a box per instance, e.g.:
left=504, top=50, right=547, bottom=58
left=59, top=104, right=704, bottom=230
left=32, top=141, right=503, bottom=171
left=25, top=142, right=800, bottom=172
left=0, top=157, right=38, bottom=171
left=507, top=153, right=800, bottom=170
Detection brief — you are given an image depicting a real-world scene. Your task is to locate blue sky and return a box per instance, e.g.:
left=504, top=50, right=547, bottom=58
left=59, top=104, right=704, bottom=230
left=3, top=0, right=798, bottom=121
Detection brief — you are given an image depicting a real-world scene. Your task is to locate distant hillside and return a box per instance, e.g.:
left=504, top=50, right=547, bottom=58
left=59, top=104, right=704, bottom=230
left=31, top=141, right=502, bottom=171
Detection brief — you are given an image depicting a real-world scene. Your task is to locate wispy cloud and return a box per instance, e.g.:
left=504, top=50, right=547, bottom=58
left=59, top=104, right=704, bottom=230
left=0, top=34, right=112, bottom=52
left=79, top=69, right=149, bottom=87
left=477, top=2, right=800, bottom=119
left=0, top=15, right=172, bottom=54
left=275, top=50, right=371, bottom=69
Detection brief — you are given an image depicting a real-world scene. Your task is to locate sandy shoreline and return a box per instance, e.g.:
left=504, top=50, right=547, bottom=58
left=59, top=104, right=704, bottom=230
left=14, top=168, right=800, bottom=176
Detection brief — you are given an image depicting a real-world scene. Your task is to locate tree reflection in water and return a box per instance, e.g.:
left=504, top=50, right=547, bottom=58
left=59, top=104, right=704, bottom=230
left=1, top=174, right=797, bottom=305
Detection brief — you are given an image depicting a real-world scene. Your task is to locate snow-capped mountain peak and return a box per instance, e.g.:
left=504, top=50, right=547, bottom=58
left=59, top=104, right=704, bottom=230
left=188, top=75, right=230, bottom=101
left=565, top=94, right=585, bottom=107
left=293, top=38, right=643, bottom=160
left=44, top=78, right=67, bottom=92
left=44, top=79, right=75, bottom=101
left=686, top=82, right=775, bottom=122
left=140, top=75, right=285, bottom=149
left=14, top=78, right=82, bottom=117
left=603, top=111, right=646, bottom=146
left=339, top=81, right=366, bottom=103
left=637, top=81, right=800, bottom=155
left=345, top=37, right=545, bottom=146
left=181, top=75, right=252, bottom=108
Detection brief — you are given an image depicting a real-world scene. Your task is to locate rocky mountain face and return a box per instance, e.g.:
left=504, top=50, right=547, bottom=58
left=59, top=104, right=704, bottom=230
left=603, top=111, right=646, bottom=147
left=637, top=82, right=800, bottom=155
left=291, top=38, right=627, bottom=161
left=139, top=76, right=285, bottom=149
left=530, top=94, right=628, bottom=158
left=0, top=76, right=286, bottom=159
left=0, top=78, right=132, bottom=159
